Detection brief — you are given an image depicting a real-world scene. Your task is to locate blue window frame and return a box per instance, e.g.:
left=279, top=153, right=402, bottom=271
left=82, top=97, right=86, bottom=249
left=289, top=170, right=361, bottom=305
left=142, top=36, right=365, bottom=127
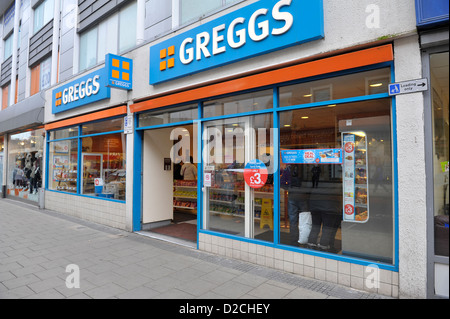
left=46, top=116, right=126, bottom=203
left=134, top=61, right=398, bottom=271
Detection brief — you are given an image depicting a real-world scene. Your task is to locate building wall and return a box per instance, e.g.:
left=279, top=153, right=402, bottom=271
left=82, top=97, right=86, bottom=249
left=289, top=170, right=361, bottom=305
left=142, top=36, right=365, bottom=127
left=45, top=190, right=127, bottom=229
left=394, top=35, right=428, bottom=299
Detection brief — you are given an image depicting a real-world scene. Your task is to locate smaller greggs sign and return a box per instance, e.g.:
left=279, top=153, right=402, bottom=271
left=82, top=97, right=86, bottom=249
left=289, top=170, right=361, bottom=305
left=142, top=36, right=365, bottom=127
left=52, top=54, right=133, bottom=114
left=52, top=68, right=110, bottom=114
left=149, top=0, right=324, bottom=85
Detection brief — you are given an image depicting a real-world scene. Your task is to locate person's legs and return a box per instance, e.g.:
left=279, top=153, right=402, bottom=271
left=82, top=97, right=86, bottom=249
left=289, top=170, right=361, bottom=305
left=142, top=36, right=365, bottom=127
left=318, top=212, right=340, bottom=250
left=307, top=211, right=322, bottom=248
left=288, top=200, right=300, bottom=246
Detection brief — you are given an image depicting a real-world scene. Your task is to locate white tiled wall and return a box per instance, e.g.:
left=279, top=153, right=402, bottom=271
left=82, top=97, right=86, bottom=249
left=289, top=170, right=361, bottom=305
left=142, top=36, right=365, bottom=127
left=45, top=191, right=127, bottom=230
left=199, top=233, right=399, bottom=298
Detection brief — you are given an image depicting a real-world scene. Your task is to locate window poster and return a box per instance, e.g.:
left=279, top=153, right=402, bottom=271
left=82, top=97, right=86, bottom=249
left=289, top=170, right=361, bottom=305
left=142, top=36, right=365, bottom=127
left=342, top=132, right=369, bottom=223
left=281, top=148, right=342, bottom=164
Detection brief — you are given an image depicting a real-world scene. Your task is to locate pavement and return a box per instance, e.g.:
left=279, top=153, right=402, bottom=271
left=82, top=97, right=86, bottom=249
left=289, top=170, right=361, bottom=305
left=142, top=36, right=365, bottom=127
left=0, top=198, right=390, bottom=301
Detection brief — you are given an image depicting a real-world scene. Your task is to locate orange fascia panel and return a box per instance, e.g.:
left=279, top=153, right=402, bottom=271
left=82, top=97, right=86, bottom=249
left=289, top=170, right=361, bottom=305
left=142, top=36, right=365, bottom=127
left=131, top=44, right=393, bottom=114
left=45, top=105, right=127, bottom=131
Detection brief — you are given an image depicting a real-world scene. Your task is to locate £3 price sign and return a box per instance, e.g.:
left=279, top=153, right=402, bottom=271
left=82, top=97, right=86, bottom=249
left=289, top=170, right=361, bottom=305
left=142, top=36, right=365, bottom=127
left=243, top=159, right=268, bottom=189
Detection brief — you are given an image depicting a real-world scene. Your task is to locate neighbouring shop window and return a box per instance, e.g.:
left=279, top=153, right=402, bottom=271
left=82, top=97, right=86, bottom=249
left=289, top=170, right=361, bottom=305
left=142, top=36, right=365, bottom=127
left=203, top=89, right=273, bottom=118
left=430, top=51, right=449, bottom=257
left=47, top=118, right=126, bottom=201
left=138, top=104, right=198, bottom=127
left=279, top=68, right=391, bottom=107
left=202, top=113, right=274, bottom=242
left=179, top=0, right=241, bottom=25
left=79, top=1, right=137, bottom=71
left=279, top=99, right=394, bottom=264
left=34, top=0, right=54, bottom=33
left=6, top=129, right=45, bottom=202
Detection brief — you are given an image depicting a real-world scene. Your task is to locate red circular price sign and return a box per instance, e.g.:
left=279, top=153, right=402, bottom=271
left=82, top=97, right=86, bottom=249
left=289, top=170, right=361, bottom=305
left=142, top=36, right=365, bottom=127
left=344, top=204, right=354, bottom=216
left=244, top=159, right=268, bottom=189
left=344, top=142, right=355, bottom=153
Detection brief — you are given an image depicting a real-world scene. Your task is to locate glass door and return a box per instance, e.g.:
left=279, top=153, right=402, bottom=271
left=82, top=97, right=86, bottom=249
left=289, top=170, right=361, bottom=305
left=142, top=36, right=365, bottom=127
left=202, top=114, right=274, bottom=242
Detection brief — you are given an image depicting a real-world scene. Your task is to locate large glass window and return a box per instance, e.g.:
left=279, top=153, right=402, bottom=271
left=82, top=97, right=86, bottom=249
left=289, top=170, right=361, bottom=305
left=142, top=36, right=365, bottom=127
left=34, top=0, right=54, bottom=33
left=138, top=104, right=198, bottom=127
left=279, top=99, right=394, bottom=264
left=48, top=118, right=126, bottom=201
left=279, top=68, right=391, bottom=107
left=6, top=129, right=45, bottom=202
left=430, top=52, right=449, bottom=257
left=79, top=1, right=137, bottom=71
left=204, top=90, right=273, bottom=118
left=202, top=113, right=274, bottom=242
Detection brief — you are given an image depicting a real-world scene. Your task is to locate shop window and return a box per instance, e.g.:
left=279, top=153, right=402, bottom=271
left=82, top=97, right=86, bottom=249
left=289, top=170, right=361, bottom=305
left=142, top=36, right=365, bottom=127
left=138, top=103, right=198, bottom=127
left=48, top=139, right=78, bottom=193
left=203, top=89, right=273, bottom=118
left=79, top=1, right=137, bottom=72
left=279, top=68, right=391, bottom=107
left=33, top=0, right=54, bottom=33
left=6, top=129, right=45, bottom=202
left=279, top=99, right=394, bottom=264
left=49, top=126, right=78, bottom=141
left=430, top=52, right=449, bottom=257
left=82, top=118, right=123, bottom=135
left=30, top=56, right=52, bottom=96
left=81, top=133, right=126, bottom=200
left=179, top=0, right=241, bottom=25
left=47, top=118, right=126, bottom=201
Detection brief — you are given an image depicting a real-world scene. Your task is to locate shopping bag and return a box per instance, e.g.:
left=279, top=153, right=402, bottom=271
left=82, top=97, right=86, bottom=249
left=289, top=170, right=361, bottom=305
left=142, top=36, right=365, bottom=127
left=298, top=212, right=312, bottom=244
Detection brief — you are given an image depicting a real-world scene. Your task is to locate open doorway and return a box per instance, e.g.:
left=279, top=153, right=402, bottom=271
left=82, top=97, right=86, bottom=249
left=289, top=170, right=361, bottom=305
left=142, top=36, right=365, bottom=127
left=141, top=124, right=198, bottom=244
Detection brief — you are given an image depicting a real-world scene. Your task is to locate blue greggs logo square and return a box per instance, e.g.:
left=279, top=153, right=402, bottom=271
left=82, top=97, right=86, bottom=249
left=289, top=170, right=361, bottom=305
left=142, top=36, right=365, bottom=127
left=149, top=0, right=324, bottom=85
left=106, top=54, right=133, bottom=90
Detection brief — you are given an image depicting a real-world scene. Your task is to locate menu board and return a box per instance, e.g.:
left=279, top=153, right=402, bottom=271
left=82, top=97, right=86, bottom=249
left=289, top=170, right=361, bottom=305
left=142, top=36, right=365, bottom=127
left=342, top=132, right=369, bottom=223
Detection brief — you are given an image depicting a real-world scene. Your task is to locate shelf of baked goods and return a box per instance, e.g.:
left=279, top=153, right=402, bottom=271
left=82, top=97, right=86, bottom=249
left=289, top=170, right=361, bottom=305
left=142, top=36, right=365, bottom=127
left=54, top=169, right=77, bottom=192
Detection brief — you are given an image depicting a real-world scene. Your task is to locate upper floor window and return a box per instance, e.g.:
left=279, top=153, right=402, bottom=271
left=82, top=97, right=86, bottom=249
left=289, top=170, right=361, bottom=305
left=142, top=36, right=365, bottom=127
left=3, top=33, right=13, bottom=61
left=34, top=0, right=54, bottom=33
left=79, top=1, right=137, bottom=72
left=179, top=0, right=240, bottom=25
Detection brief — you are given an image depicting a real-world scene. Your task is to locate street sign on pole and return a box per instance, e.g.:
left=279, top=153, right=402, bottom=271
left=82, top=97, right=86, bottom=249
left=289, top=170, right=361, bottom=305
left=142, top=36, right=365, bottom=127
left=388, top=78, right=428, bottom=96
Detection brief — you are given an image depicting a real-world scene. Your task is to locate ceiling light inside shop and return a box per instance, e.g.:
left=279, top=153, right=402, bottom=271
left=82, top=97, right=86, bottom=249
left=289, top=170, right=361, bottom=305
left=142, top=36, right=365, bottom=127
left=284, top=124, right=291, bottom=127
left=303, top=94, right=312, bottom=97
left=370, top=83, right=383, bottom=87
left=327, top=104, right=336, bottom=107
left=301, top=116, right=309, bottom=119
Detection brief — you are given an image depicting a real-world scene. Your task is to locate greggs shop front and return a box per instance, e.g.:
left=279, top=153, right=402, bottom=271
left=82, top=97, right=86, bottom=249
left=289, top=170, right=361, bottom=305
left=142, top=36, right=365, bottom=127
left=130, top=0, right=402, bottom=297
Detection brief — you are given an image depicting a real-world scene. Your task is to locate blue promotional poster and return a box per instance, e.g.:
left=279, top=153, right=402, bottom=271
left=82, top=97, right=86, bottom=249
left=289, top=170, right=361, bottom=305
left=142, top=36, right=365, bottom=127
left=281, top=149, right=343, bottom=164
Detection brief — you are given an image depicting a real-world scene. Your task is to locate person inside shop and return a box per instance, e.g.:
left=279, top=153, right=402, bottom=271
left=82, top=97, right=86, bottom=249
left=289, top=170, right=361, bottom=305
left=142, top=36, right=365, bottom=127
left=180, top=156, right=197, bottom=181
left=311, top=164, right=321, bottom=188
left=307, top=173, right=342, bottom=252
left=283, top=164, right=311, bottom=246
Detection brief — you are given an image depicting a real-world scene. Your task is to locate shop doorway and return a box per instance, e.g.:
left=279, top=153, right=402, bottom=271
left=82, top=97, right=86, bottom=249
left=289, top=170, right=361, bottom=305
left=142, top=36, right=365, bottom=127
left=141, top=124, right=198, bottom=244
